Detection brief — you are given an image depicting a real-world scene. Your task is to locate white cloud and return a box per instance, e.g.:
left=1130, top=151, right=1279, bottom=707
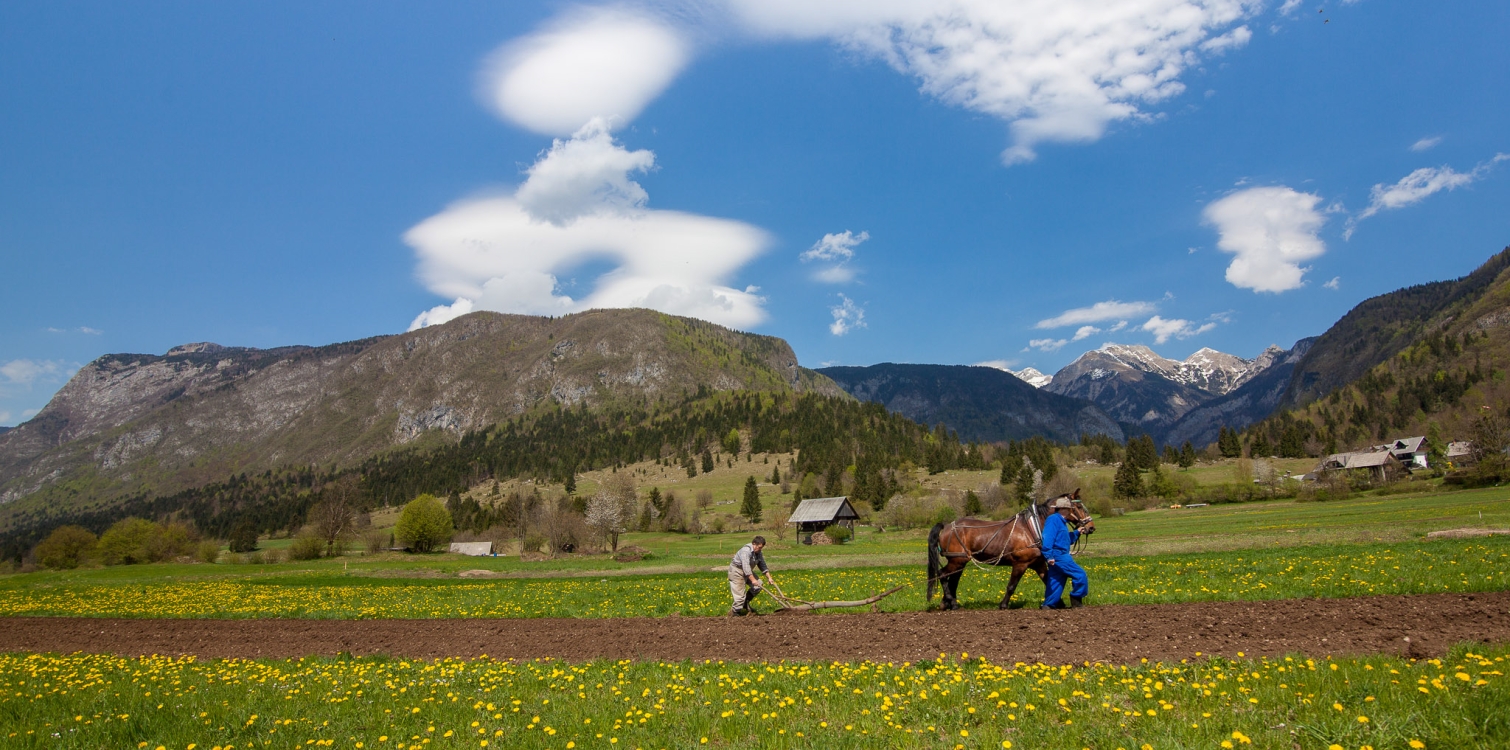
left=1203, top=185, right=1327, bottom=293
left=1024, top=338, right=1068, bottom=353
left=1037, top=299, right=1157, bottom=329
left=0, top=410, right=10, bottom=424
left=829, top=294, right=866, bottom=335
left=1109, top=320, right=1128, bottom=332
left=515, top=118, right=655, bottom=224
left=479, top=8, right=691, bottom=135
left=801, top=230, right=867, bottom=284
left=406, top=125, right=770, bottom=331
left=1140, top=315, right=1216, bottom=344
left=1072, top=325, right=1101, bottom=341
left=975, top=360, right=1015, bottom=371
left=408, top=298, right=476, bottom=331
left=21, top=408, right=39, bottom=419
left=1411, top=136, right=1442, bottom=152
left=45, top=326, right=103, bottom=335
left=0, top=359, right=64, bottom=386
left=726, top=0, right=1259, bottom=165
left=1324, top=276, right=1340, bottom=290
left=1346, top=155, right=1508, bottom=238
left=801, top=230, right=868, bottom=262
left=1278, top=0, right=1304, bottom=15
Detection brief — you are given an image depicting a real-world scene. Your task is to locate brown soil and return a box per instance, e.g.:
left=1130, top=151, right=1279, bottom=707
left=5, top=592, right=1508, bottom=664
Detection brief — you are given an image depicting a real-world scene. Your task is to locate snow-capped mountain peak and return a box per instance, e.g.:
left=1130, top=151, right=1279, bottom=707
left=1007, top=367, right=1053, bottom=388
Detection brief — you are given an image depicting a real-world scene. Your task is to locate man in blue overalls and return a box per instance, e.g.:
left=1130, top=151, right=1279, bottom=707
left=1040, top=497, right=1088, bottom=609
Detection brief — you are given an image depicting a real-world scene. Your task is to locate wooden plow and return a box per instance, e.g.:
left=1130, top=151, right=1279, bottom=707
left=762, top=573, right=946, bottom=614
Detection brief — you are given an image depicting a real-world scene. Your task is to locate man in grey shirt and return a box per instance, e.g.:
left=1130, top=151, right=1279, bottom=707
left=728, top=535, right=774, bottom=616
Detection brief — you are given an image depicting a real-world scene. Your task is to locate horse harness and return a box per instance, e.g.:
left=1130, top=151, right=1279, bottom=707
left=941, top=497, right=1090, bottom=568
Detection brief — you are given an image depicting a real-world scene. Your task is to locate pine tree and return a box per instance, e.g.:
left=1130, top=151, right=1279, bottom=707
left=1218, top=427, right=1242, bottom=458
left=1013, top=464, right=1034, bottom=505
left=1113, top=458, right=1143, bottom=499
left=701, top=449, right=715, bottom=474
left=963, top=490, right=983, bottom=516
left=999, top=453, right=1025, bottom=486
left=769, top=464, right=780, bottom=485
left=1250, top=432, right=1273, bottom=458
left=740, top=476, right=762, bottom=523
left=1162, top=445, right=1179, bottom=465
left=1179, top=441, right=1196, bottom=468
left=564, top=471, right=576, bottom=495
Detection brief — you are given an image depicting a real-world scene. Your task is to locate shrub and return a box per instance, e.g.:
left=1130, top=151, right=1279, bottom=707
left=97, top=518, right=158, bottom=565
left=932, top=504, right=957, bottom=526
left=364, top=530, right=387, bottom=554
left=288, top=534, right=326, bottom=560
left=146, top=522, right=197, bottom=562
left=195, top=541, right=221, bottom=564
left=228, top=521, right=259, bottom=553
left=823, top=524, right=852, bottom=544
left=396, top=494, right=453, bottom=553
left=33, top=525, right=97, bottom=570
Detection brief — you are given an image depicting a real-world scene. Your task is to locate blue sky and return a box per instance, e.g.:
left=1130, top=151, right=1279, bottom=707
left=2, top=1, right=1508, bottom=425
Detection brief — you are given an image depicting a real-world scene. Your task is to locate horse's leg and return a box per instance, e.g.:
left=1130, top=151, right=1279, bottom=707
left=999, top=562, right=1029, bottom=610
left=943, top=559, right=967, bottom=610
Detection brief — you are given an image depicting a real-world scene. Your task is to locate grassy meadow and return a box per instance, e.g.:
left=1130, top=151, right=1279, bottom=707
left=3, top=645, right=1506, bottom=749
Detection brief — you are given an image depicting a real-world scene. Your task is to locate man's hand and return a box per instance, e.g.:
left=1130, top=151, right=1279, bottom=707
left=1047, top=558, right=1057, bottom=566
left=764, top=572, right=776, bottom=585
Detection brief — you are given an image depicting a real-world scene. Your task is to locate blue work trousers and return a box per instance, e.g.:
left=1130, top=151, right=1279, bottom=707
left=1042, top=555, right=1088, bottom=608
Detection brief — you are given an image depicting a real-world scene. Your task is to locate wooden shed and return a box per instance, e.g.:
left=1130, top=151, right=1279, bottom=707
left=788, top=496, right=860, bottom=542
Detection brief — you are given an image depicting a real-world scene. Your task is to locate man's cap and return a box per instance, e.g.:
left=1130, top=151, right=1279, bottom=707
left=1050, top=497, right=1075, bottom=509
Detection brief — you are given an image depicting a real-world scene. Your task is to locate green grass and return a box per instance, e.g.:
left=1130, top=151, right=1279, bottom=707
left=3, top=536, right=1508, bottom=619
left=3, top=645, right=1507, bottom=748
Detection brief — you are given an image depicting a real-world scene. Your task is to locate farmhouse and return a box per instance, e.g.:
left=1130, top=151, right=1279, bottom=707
left=1317, top=449, right=1404, bottom=483
left=788, top=496, right=859, bottom=543
left=1371, top=436, right=1429, bottom=468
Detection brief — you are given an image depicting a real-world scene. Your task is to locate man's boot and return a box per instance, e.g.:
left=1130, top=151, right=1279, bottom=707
left=1069, top=596, right=1084, bottom=609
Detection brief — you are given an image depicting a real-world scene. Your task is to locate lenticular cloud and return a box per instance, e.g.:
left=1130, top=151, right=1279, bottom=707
left=405, top=122, right=769, bottom=331
left=479, top=8, right=690, bottom=136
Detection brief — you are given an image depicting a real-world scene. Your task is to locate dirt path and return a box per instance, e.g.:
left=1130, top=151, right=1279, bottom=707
left=4, top=592, right=1507, bottom=664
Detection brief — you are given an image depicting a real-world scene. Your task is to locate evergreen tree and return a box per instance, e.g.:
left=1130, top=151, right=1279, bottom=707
left=1162, top=445, right=1179, bottom=465
left=1217, top=427, right=1242, bottom=458
left=769, top=464, right=780, bottom=485
left=1178, top=441, right=1196, bottom=468
left=701, top=448, right=715, bottom=474
left=1250, top=432, right=1273, bottom=458
left=563, top=470, right=576, bottom=495
left=1113, top=458, right=1144, bottom=499
left=963, top=490, right=983, bottom=516
left=229, top=520, right=259, bottom=553
left=999, top=453, right=1025, bottom=486
left=1012, top=464, right=1034, bottom=505
left=740, top=476, right=762, bottom=523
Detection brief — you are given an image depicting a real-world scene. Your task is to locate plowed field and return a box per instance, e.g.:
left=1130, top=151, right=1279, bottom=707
left=5, top=591, right=1507, bottom=663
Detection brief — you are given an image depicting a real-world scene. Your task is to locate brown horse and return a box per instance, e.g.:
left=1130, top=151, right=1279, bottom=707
left=926, top=490, right=1095, bottom=611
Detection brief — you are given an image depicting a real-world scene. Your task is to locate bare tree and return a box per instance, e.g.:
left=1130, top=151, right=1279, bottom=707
left=310, top=475, right=362, bottom=557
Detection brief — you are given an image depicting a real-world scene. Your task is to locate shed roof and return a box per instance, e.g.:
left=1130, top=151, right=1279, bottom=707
left=788, top=496, right=859, bottom=524
left=1447, top=441, right=1474, bottom=458
left=1320, top=449, right=1399, bottom=470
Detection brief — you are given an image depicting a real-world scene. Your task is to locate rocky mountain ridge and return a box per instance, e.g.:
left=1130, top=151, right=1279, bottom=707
left=1004, top=366, right=1053, bottom=388
left=0, top=309, right=842, bottom=516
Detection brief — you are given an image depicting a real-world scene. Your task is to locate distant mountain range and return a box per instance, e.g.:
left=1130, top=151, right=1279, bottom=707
left=816, top=363, right=1122, bottom=444
left=7, top=247, right=1510, bottom=543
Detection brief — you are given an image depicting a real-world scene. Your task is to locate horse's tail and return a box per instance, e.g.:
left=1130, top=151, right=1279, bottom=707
left=926, top=522, right=945, bottom=602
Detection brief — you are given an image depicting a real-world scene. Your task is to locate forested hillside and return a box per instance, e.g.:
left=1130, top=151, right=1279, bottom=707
left=1241, top=249, right=1510, bottom=457
left=0, top=309, right=841, bottom=526
left=0, top=390, right=986, bottom=560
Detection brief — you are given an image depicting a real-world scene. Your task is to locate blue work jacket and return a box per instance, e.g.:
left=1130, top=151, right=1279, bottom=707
left=1041, top=513, right=1080, bottom=560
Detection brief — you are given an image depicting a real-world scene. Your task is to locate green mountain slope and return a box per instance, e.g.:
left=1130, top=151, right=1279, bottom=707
left=0, top=309, right=843, bottom=528
left=1244, top=248, right=1510, bottom=455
